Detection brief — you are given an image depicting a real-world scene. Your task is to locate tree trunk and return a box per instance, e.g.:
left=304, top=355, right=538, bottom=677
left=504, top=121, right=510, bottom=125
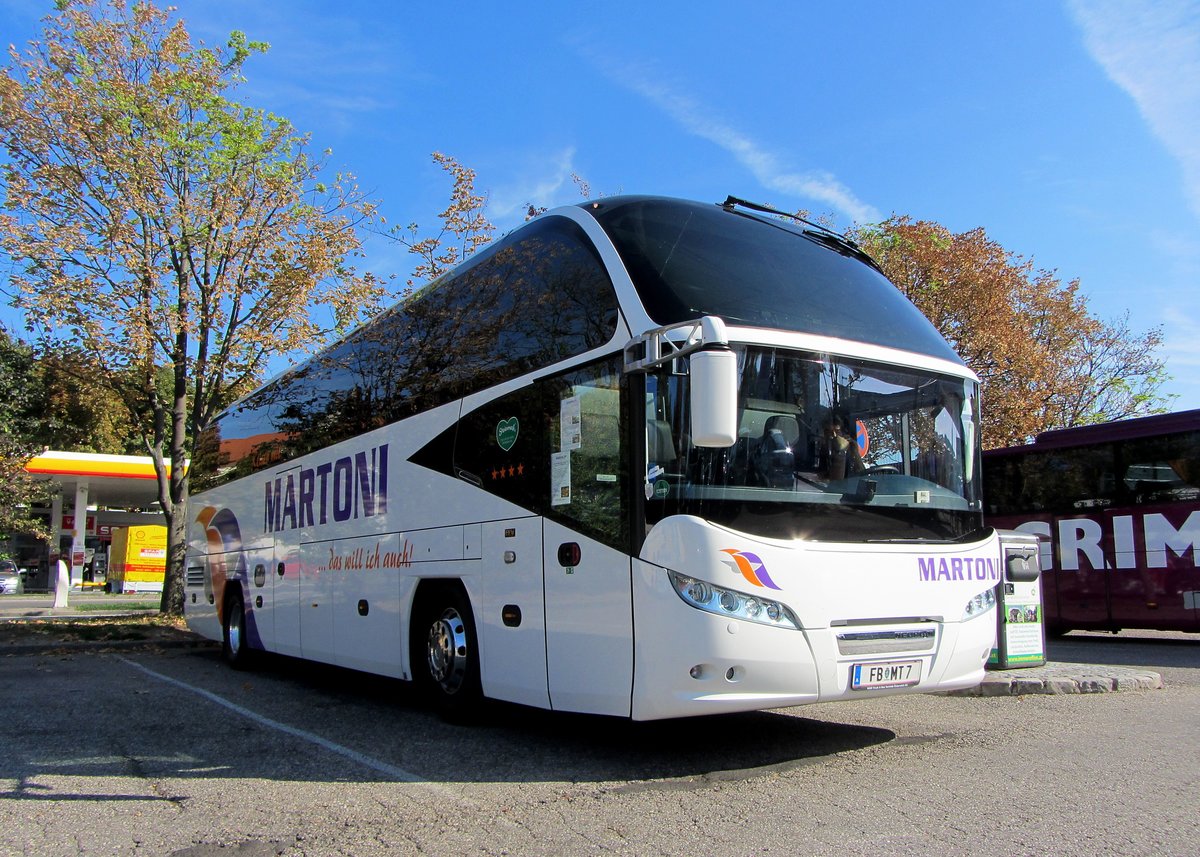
left=157, top=324, right=191, bottom=617
left=160, top=494, right=188, bottom=616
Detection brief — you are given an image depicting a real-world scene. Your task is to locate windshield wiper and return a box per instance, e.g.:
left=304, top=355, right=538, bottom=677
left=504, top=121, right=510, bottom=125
left=718, top=195, right=882, bottom=271
left=799, top=229, right=875, bottom=262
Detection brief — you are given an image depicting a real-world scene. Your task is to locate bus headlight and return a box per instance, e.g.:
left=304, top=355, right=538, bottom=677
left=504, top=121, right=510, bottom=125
left=668, top=570, right=800, bottom=630
left=962, top=588, right=997, bottom=621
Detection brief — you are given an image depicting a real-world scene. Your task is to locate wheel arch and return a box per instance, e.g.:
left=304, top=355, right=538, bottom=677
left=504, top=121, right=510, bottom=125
left=407, top=577, right=476, bottom=659
left=222, top=578, right=247, bottom=613
left=407, top=576, right=484, bottom=718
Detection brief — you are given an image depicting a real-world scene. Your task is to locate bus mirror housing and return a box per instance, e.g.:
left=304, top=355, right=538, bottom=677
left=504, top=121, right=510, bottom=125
left=1004, top=544, right=1040, bottom=583
left=690, top=347, right=738, bottom=447
left=621, top=315, right=737, bottom=447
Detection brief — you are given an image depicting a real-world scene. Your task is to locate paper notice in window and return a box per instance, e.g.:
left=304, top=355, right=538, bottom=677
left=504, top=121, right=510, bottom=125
left=551, top=451, right=571, bottom=506
left=560, top=396, right=582, bottom=450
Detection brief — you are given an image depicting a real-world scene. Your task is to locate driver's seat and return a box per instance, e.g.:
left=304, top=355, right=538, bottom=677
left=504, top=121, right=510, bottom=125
left=754, top=415, right=801, bottom=488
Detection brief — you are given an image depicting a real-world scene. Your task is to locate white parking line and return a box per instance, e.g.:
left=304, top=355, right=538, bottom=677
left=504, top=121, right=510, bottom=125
left=116, top=656, right=425, bottom=783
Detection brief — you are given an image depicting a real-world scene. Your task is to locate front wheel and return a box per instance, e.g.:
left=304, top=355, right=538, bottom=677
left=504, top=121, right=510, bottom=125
left=412, top=586, right=481, bottom=719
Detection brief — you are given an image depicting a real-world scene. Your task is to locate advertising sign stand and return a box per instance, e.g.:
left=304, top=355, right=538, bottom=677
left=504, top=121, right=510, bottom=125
left=989, top=530, right=1046, bottom=669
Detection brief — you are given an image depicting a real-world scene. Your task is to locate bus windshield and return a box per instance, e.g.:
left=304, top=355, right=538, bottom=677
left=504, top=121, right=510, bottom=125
left=586, top=196, right=962, bottom=364
left=645, top=346, right=983, bottom=542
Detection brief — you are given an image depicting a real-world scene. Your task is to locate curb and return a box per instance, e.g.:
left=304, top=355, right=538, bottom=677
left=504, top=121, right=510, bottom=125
left=0, top=613, right=215, bottom=656
left=0, top=636, right=217, bottom=656
left=0, top=611, right=160, bottom=622
left=947, top=662, right=1164, bottom=696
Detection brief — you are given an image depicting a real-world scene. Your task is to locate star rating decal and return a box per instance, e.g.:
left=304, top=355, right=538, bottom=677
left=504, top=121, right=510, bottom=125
left=490, top=462, right=525, bottom=481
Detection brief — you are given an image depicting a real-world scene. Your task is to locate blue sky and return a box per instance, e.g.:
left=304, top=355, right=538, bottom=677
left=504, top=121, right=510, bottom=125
left=2, top=0, right=1199, bottom=409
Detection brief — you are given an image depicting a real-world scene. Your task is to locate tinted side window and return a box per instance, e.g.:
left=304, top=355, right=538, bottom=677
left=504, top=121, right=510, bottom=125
left=1063, top=445, right=1116, bottom=511
left=197, top=217, right=620, bottom=487
left=443, top=217, right=620, bottom=388
left=190, top=387, right=290, bottom=493
left=984, top=455, right=1023, bottom=517
left=453, top=382, right=548, bottom=514
left=1117, top=430, right=1200, bottom=504
left=998, top=446, right=1116, bottom=514
left=451, top=356, right=628, bottom=550
left=545, top=361, right=627, bottom=549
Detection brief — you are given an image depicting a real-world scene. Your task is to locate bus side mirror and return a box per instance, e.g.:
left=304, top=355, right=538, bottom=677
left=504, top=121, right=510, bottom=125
left=1005, top=546, right=1040, bottom=582
left=690, top=348, right=738, bottom=447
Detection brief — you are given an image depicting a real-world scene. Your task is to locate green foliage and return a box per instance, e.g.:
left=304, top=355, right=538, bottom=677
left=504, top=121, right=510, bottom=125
left=24, top=345, right=146, bottom=455
left=0, top=329, right=51, bottom=539
left=0, top=0, right=385, bottom=614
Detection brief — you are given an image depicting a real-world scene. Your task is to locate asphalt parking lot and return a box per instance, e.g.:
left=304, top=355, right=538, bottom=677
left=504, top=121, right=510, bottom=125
left=0, top=613, right=1196, bottom=856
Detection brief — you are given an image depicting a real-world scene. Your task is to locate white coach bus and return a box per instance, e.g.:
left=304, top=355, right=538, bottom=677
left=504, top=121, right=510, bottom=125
left=185, top=195, right=1000, bottom=721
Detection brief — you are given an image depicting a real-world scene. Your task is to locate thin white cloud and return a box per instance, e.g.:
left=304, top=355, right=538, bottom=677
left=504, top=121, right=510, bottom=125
left=1068, top=0, right=1200, bottom=222
left=583, top=56, right=880, bottom=225
left=487, top=146, right=578, bottom=221
left=628, top=78, right=881, bottom=225
left=1159, top=303, right=1200, bottom=408
left=178, top=1, right=405, bottom=136
left=1163, top=305, right=1200, bottom=367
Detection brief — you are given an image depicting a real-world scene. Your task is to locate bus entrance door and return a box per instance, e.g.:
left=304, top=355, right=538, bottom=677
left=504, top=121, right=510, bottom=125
left=543, top=519, right=633, bottom=717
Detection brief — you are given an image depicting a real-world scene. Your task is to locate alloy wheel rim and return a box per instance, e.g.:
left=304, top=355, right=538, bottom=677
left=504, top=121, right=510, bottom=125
left=426, top=607, right=468, bottom=694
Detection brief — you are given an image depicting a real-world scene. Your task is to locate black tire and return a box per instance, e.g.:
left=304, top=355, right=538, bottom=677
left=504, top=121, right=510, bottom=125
left=411, top=584, right=482, bottom=720
left=222, top=589, right=254, bottom=670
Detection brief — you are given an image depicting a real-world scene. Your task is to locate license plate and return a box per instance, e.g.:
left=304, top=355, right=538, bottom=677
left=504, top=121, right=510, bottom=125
left=851, top=659, right=922, bottom=690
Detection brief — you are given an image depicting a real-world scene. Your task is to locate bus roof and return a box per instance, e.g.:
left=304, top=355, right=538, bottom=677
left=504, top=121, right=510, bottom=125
left=580, top=195, right=963, bottom=366
left=985, top=409, right=1200, bottom=456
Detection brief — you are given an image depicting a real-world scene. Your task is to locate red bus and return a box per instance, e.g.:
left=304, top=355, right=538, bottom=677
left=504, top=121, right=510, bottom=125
left=983, top=410, right=1200, bottom=634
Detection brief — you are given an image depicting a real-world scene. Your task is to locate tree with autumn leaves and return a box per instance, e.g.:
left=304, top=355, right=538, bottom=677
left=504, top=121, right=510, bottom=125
left=0, top=0, right=383, bottom=613
left=849, top=217, right=1170, bottom=448
left=0, top=1, right=1173, bottom=615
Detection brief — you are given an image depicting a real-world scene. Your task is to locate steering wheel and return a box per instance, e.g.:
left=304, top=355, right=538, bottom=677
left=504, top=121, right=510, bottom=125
left=863, top=465, right=900, bottom=475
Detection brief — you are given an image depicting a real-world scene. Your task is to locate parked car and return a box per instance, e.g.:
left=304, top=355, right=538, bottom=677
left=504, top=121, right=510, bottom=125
left=0, top=560, right=23, bottom=595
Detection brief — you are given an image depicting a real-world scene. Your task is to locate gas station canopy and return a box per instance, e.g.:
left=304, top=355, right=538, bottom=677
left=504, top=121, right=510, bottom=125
left=25, top=451, right=176, bottom=509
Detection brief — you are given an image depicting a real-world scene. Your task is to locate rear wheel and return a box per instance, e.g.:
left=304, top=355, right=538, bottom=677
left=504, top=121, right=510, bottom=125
left=222, top=590, right=253, bottom=669
left=412, top=585, right=481, bottom=719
